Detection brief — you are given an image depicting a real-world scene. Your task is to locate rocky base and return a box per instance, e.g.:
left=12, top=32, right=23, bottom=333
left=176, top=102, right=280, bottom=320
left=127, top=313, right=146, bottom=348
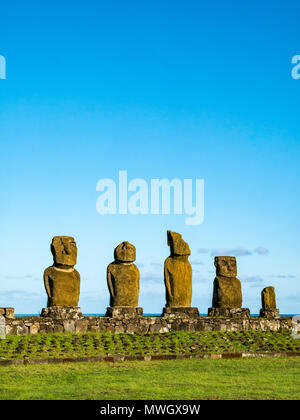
left=4, top=314, right=298, bottom=336
left=40, top=306, right=83, bottom=320
left=162, top=307, right=200, bottom=318
left=105, top=307, right=143, bottom=319
left=208, top=307, right=250, bottom=319
left=259, top=308, right=280, bottom=319
left=0, top=308, right=15, bottom=319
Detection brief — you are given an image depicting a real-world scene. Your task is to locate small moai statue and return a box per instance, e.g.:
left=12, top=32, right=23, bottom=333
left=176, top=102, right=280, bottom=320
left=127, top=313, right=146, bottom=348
left=162, top=231, right=199, bottom=317
left=41, top=236, right=82, bottom=319
left=259, top=286, right=280, bottom=319
left=106, top=241, right=142, bottom=318
left=208, top=256, right=250, bottom=318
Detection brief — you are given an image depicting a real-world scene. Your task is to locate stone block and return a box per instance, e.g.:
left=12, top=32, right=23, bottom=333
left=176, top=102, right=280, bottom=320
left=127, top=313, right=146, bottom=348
left=16, top=324, right=28, bottom=335
left=39, top=323, right=54, bottom=334
left=0, top=308, right=15, bottom=319
left=208, top=307, right=250, bottom=318
left=40, top=306, right=83, bottom=319
left=114, top=325, right=125, bottom=334
left=0, top=316, right=5, bottom=339
left=259, top=308, right=280, bottom=319
left=162, top=306, right=199, bottom=318
left=5, top=308, right=15, bottom=319
left=75, top=319, right=89, bottom=333
left=105, top=306, right=143, bottom=319
left=63, top=320, right=75, bottom=333
left=53, top=323, right=64, bottom=333
left=29, top=323, right=39, bottom=334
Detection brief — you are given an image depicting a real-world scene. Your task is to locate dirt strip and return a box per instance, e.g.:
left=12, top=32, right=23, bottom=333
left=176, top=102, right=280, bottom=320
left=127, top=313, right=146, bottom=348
left=0, top=351, right=300, bottom=366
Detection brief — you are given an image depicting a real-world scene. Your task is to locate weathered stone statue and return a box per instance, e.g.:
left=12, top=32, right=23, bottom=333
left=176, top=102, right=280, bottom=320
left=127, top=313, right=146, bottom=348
left=259, top=286, right=279, bottom=319
left=41, top=236, right=82, bottom=319
left=163, top=231, right=199, bottom=317
left=208, top=256, right=250, bottom=318
left=106, top=241, right=142, bottom=318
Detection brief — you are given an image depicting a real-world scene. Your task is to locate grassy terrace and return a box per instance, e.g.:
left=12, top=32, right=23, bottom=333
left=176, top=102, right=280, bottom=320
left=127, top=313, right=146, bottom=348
left=0, top=358, right=300, bottom=400
left=0, top=330, right=299, bottom=360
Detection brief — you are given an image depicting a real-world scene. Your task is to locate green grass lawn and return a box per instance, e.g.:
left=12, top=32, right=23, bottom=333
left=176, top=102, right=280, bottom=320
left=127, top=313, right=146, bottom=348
left=0, top=357, right=299, bottom=400
left=0, top=330, right=299, bottom=360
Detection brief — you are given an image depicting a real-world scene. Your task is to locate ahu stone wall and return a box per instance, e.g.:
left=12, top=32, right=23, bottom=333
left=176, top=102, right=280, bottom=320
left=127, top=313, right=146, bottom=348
left=4, top=313, right=299, bottom=337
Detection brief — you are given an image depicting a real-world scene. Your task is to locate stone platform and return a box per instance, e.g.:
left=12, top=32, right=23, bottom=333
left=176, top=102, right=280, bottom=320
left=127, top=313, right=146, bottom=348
left=3, top=313, right=299, bottom=336
left=259, top=308, right=280, bottom=319
left=105, top=307, right=143, bottom=319
left=40, top=306, right=83, bottom=320
left=162, top=307, right=200, bottom=318
left=207, top=307, right=250, bottom=319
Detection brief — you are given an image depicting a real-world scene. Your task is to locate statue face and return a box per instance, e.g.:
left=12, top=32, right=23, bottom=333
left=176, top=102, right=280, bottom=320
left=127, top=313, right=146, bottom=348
left=167, top=230, right=191, bottom=256
left=114, top=241, right=136, bottom=263
left=51, top=236, right=77, bottom=267
left=214, top=256, right=237, bottom=277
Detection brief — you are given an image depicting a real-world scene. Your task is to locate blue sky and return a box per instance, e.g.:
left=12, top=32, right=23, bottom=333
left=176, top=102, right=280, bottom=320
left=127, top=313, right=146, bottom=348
left=0, top=0, right=299, bottom=314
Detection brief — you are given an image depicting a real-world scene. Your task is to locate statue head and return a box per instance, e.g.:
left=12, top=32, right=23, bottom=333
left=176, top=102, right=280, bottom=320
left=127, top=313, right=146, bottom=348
left=51, top=236, right=77, bottom=267
left=114, top=241, right=136, bottom=263
left=214, top=256, right=237, bottom=277
left=167, top=230, right=191, bottom=257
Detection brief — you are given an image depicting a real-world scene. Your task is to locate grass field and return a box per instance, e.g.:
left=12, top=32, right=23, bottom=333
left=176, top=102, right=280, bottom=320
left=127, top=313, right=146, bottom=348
left=1, top=331, right=299, bottom=400
left=0, top=357, right=299, bottom=400
left=0, top=330, right=299, bottom=360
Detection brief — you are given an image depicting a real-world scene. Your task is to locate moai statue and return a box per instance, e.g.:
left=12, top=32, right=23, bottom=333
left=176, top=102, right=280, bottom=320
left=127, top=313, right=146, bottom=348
left=208, top=256, right=250, bottom=318
left=163, top=231, right=199, bottom=317
left=41, top=236, right=82, bottom=319
left=106, top=241, right=142, bottom=318
left=259, top=286, right=280, bottom=319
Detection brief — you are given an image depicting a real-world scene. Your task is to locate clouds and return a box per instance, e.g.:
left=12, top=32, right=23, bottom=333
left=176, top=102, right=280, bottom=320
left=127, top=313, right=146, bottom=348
left=239, top=275, right=264, bottom=284
left=197, top=246, right=270, bottom=257
left=0, top=289, right=46, bottom=315
left=197, top=248, right=209, bottom=254
left=3, top=274, right=40, bottom=281
left=0, top=289, right=42, bottom=299
left=210, top=247, right=252, bottom=257
left=139, top=264, right=162, bottom=282
left=1, top=274, right=42, bottom=292
left=254, top=247, right=269, bottom=255
left=190, top=260, right=204, bottom=266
